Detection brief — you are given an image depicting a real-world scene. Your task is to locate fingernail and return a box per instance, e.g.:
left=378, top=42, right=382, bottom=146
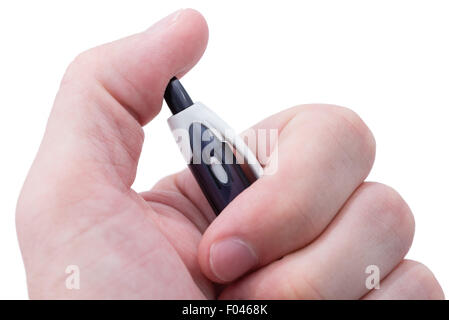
left=209, top=238, right=258, bottom=282
left=147, top=9, right=186, bottom=32
left=170, top=8, right=186, bottom=23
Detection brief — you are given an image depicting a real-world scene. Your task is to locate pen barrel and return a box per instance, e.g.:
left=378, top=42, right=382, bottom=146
left=167, top=102, right=262, bottom=216
left=188, top=122, right=256, bottom=214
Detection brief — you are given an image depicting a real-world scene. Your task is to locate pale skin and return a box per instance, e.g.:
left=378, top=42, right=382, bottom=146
left=16, top=9, right=444, bottom=299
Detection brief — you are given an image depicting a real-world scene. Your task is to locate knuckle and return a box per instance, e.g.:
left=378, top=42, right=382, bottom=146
left=327, top=105, right=376, bottom=166
left=15, top=198, right=27, bottom=238
left=295, top=104, right=376, bottom=170
left=61, top=48, right=99, bottom=87
left=362, top=182, right=415, bottom=248
left=401, top=260, right=445, bottom=299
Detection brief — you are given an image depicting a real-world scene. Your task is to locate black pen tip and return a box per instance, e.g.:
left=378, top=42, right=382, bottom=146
left=164, top=77, right=193, bottom=115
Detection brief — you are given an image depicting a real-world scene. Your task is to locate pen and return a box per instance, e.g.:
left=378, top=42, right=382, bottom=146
left=164, top=77, right=263, bottom=215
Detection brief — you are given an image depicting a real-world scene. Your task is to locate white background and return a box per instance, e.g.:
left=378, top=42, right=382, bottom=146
left=0, top=0, right=448, bottom=299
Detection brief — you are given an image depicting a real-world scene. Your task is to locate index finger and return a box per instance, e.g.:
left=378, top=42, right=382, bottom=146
left=197, top=104, right=376, bottom=282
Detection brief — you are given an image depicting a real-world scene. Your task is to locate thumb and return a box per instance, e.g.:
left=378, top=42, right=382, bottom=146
left=20, top=9, right=208, bottom=209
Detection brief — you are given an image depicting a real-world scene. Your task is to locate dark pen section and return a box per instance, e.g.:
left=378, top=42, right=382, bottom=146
left=164, top=77, right=193, bottom=114
left=188, top=123, right=253, bottom=214
left=163, top=77, right=257, bottom=215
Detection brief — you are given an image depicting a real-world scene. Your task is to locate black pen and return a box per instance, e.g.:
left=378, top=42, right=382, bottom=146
left=164, top=77, right=263, bottom=215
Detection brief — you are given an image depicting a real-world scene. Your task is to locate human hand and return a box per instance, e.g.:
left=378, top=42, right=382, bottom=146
left=16, top=9, right=443, bottom=299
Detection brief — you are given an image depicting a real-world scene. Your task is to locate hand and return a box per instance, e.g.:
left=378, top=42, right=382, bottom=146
left=16, top=9, right=443, bottom=299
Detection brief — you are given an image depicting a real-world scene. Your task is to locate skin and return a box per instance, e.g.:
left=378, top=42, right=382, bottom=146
left=16, top=9, right=444, bottom=300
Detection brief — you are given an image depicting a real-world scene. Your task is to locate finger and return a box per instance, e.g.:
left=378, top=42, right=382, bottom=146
left=20, top=9, right=208, bottom=209
left=63, top=8, right=208, bottom=126
left=140, top=171, right=214, bottom=233
left=363, top=260, right=444, bottom=300
left=16, top=10, right=210, bottom=299
left=161, top=107, right=305, bottom=227
left=198, top=104, right=376, bottom=282
left=219, top=182, right=415, bottom=299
